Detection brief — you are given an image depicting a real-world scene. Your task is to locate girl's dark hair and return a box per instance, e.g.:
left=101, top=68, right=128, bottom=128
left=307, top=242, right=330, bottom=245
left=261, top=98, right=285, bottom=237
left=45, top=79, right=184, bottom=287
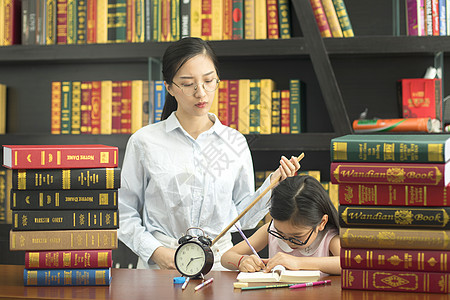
left=269, top=175, right=339, bottom=231
left=160, top=37, right=220, bottom=121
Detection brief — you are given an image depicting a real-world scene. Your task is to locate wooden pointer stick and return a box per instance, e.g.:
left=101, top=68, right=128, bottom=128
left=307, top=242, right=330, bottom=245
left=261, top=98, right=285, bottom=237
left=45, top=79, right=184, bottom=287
left=211, top=153, right=305, bottom=246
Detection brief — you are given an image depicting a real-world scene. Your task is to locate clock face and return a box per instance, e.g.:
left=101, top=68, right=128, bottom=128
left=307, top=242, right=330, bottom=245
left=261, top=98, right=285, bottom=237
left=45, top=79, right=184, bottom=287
left=175, top=241, right=211, bottom=277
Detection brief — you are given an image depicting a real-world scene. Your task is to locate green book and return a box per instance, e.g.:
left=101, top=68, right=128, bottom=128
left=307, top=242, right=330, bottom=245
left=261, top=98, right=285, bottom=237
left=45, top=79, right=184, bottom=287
left=331, top=134, right=450, bottom=163
left=46, top=0, right=57, bottom=44
left=332, top=0, right=354, bottom=37
left=134, top=0, right=145, bottom=42
left=278, top=0, right=290, bottom=39
left=151, top=0, right=160, bottom=41
left=115, top=0, right=127, bottom=42
left=71, top=81, right=81, bottom=134
left=67, top=0, right=77, bottom=44
left=289, top=79, right=306, bottom=134
left=61, top=81, right=72, bottom=135
left=107, top=0, right=117, bottom=42
left=170, top=0, right=180, bottom=40
left=249, top=79, right=261, bottom=134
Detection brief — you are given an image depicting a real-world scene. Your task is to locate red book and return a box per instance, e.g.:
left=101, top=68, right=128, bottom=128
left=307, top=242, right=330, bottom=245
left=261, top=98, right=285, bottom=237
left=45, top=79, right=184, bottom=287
left=222, top=0, right=233, bottom=40
left=90, top=81, right=102, bottom=134
left=202, top=0, right=212, bottom=40
left=399, top=78, right=442, bottom=126
left=111, top=81, right=122, bottom=134
left=228, top=80, right=239, bottom=130
left=280, top=89, right=290, bottom=134
left=330, top=161, right=450, bottom=186
left=309, top=0, right=332, bottom=37
left=160, top=0, right=171, bottom=41
left=339, top=183, right=450, bottom=207
left=80, top=81, right=92, bottom=134
left=120, top=81, right=132, bottom=134
left=341, top=248, right=450, bottom=272
left=432, top=0, right=439, bottom=35
left=87, top=0, right=97, bottom=43
left=2, top=144, right=118, bottom=169
left=25, top=250, right=113, bottom=269
left=218, top=79, right=229, bottom=126
left=4, top=0, right=21, bottom=45
left=56, top=0, right=68, bottom=44
left=266, top=0, right=279, bottom=39
left=342, top=269, right=450, bottom=293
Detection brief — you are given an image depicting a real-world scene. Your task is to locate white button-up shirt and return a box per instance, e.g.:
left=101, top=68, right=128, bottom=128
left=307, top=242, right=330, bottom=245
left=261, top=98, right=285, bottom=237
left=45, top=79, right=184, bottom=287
left=118, top=112, right=272, bottom=264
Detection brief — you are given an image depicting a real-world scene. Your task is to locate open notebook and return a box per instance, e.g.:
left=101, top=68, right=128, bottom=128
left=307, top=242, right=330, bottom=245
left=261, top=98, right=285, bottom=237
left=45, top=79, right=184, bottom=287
left=236, top=265, right=321, bottom=283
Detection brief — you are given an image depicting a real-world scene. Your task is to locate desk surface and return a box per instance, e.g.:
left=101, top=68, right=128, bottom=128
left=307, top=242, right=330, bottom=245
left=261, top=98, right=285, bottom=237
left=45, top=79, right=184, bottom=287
left=1, top=265, right=450, bottom=300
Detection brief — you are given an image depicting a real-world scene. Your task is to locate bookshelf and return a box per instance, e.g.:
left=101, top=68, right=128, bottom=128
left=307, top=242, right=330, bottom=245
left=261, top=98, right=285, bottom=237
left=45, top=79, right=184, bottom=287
left=0, top=0, right=446, bottom=266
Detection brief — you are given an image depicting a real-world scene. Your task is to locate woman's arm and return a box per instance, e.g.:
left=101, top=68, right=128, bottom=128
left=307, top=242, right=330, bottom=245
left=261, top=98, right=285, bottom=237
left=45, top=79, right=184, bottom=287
left=221, top=224, right=269, bottom=272
left=264, top=235, right=341, bottom=275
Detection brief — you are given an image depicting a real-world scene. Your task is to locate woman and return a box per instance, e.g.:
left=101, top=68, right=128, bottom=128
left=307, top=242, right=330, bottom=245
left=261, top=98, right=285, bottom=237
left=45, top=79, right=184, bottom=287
left=118, top=37, right=300, bottom=270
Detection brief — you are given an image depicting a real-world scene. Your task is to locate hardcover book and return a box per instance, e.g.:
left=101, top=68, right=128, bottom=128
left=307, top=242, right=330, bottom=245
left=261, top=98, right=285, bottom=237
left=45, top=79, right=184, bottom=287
left=340, top=227, right=450, bottom=250
left=3, top=144, right=118, bottom=169
left=342, top=269, right=450, bottom=293
left=237, top=265, right=321, bottom=283
left=266, top=0, right=279, bottom=38
left=51, top=82, right=62, bottom=134
left=332, top=0, right=353, bottom=37
left=249, top=79, right=261, bottom=134
left=25, top=249, right=113, bottom=269
left=71, top=81, right=82, bottom=134
left=289, top=79, right=305, bottom=134
left=331, top=134, right=450, bottom=163
left=338, top=205, right=450, bottom=229
left=271, top=90, right=281, bottom=134
left=238, top=79, right=250, bottom=135
left=24, top=268, right=111, bottom=286
left=11, top=167, right=121, bottom=190
left=338, top=183, right=450, bottom=207
left=13, top=209, right=119, bottom=230
left=231, top=0, right=243, bottom=39
left=11, top=189, right=118, bottom=210
left=10, top=229, right=118, bottom=250
left=341, top=248, right=450, bottom=272
left=330, top=161, right=450, bottom=186
left=228, top=79, right=239, bottom=130
left=309, top=0, right=331, bottom=37
left=260, top=78, right=275, bottom=135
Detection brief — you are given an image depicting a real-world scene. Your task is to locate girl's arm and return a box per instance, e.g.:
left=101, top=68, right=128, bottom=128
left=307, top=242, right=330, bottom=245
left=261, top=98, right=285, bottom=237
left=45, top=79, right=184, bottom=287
left=264, top=235, right=341, bottom=275
left=221, top=223, right=270, bottom=272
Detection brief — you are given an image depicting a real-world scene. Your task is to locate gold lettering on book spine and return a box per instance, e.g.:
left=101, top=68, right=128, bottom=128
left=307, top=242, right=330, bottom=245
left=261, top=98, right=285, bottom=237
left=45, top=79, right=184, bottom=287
left=63, top=252, right=71, bottom=267
left=438, top=275, right=449, bottom=292
left=98, top=252, right=108, bottom=267
left=27, top=270, right=38, bottom=285
left=106, top=168, right=114, bottom=189
left=428, top=144, right=444, bottom=162
left=18, top=170, right=26, bottom=190
left=96, top=270, right=106, bottom=285
left=41, top=151, right=45, bottom=165
left=100, top=152, right=109, bottom=164
left=28, top=252, right=40, bottom=268
left=62, top=170, right=71, bottom=189
left=383, top=143, right=395, bottom=161
left=332, top=142, right=347, bottom=161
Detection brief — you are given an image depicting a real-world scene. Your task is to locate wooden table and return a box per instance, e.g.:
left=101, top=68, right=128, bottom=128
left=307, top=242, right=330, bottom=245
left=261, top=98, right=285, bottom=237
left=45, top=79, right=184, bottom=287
left=1, top=265, right=450, bottom=300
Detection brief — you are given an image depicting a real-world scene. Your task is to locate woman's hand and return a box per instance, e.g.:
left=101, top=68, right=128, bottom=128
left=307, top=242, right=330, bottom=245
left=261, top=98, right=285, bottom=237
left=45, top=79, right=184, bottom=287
left=238, top=255, right=267, bottom=272
left=270, top=156, right=301, bottom=185
left=151, top=247, right=176, bottom=270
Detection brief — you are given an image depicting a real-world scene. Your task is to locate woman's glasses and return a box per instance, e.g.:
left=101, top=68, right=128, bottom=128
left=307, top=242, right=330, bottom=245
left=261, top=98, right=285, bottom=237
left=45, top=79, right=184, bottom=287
left=267, top=219, right=315, bottom=246
left=172, top=78, right=220, bottom=96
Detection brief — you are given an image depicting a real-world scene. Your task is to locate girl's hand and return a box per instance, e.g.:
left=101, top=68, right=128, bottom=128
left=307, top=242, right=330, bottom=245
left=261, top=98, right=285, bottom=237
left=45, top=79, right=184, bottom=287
left=263, top=252, right=302, bottom=272
left=238, top=255, right=267, bottom=272
left=271, top=156, right=301, bottom=185
left=151, top=247, right=176, bottom=270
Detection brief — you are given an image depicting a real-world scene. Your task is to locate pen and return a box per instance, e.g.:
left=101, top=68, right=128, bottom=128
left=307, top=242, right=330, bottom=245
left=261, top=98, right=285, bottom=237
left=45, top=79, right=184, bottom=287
left=234, top=224, right=265, bottom=265
left=241, top=283, right=295, bottom=291
left=289, top=280, right=331, bottom=289
left=181, top=277, right=190, bottom=290
left=194, top=278, right=214, bottom=291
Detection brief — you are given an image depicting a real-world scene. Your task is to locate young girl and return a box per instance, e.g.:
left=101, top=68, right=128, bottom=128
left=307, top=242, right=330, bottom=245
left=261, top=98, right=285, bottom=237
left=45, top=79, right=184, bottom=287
left=221, top=175, right=341, bottom=275
left=118, top=37, right=300, bottom=270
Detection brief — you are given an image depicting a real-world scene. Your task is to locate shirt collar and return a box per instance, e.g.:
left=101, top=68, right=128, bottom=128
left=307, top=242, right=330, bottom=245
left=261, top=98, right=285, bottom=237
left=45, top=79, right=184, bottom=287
left=165, top=111, right=224, bottom=136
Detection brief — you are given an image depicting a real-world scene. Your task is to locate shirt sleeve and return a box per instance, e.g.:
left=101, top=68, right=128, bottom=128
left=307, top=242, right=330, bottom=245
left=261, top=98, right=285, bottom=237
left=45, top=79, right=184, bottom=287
left=231, top=143, right=272, bottom=230
left=118, top=134, right=163, bottom=264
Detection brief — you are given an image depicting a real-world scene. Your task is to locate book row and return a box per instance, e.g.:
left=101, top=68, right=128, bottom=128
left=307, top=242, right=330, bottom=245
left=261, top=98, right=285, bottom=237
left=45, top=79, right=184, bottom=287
left=406, top=0, right=450, bottom=36
left=334, top=134, right=450, bottom=294
left=309, top=0, right=353, bottom=38
left=50, top=78, right=307, bottom=136
left=3, top=0, right=299, bottom=46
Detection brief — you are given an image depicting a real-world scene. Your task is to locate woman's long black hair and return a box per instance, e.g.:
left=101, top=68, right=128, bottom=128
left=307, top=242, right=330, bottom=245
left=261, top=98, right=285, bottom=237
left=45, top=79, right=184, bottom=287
left=160, top=37, right=220, bottom=121
left=269, top=175, right=339, bottom=231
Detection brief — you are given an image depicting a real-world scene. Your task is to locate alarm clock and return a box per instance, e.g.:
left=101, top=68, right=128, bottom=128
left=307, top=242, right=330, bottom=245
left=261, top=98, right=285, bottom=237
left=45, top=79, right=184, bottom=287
left=174, top=227, right=214, bottom=278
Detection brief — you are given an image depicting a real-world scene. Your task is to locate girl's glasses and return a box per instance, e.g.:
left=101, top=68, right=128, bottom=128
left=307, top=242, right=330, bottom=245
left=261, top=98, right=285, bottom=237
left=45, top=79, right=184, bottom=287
left=267, top=219, right=315, bottom=246
left=172, top=78, right=220, bottom=96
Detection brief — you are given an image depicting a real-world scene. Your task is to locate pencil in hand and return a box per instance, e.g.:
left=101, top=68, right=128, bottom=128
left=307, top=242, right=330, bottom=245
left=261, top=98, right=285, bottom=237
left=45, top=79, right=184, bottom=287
left=235, top=224, right=265, bottom=266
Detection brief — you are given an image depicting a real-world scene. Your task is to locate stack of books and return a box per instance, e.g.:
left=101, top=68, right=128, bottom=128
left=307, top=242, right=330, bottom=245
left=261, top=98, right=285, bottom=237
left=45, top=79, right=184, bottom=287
left=5, top=144, right=121, bottom=286
left=330, top=134, right=450, bottom=293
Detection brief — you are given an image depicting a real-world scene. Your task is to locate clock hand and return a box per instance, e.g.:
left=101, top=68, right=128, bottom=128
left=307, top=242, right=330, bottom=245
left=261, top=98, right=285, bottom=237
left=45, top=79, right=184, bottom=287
left=186, top=257, right=203, bottom=269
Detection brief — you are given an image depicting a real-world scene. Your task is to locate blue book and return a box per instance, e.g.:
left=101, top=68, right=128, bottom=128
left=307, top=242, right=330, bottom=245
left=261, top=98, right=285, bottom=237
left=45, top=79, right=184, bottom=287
left=439, top=0, right=447, bottom=35
left=153, top=80, right=166, bottom=123
left=24, top=268, right=112, bottom=286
